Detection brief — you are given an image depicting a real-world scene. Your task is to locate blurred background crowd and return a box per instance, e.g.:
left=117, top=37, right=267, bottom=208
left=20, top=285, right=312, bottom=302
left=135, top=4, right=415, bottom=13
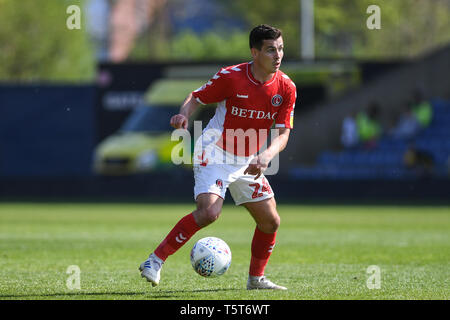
left=0, top=0, right=449, bottom=202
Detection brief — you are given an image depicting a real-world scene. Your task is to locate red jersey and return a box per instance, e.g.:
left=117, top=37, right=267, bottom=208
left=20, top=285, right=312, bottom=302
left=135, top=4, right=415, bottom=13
left=192, top=62, right=297, bottom=157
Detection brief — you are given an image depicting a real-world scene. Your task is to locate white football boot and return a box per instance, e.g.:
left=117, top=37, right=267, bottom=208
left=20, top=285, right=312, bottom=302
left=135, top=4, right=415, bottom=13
left=139, top=253, right=164, bottom=287
left=247, top=275, right=287, bottom=290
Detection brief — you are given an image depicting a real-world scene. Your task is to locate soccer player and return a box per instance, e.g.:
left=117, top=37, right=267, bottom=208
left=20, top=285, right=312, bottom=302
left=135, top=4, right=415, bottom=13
left=139, top=24, right=296, bottom=290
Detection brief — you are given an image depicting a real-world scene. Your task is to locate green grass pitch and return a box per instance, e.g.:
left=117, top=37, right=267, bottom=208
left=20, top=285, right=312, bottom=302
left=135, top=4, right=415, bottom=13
left=0, top=202, right=448, bottom=300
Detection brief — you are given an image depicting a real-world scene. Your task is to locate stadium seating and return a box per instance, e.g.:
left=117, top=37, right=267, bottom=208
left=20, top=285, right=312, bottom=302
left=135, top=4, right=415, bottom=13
left=290, top=99, right=450, bottom=180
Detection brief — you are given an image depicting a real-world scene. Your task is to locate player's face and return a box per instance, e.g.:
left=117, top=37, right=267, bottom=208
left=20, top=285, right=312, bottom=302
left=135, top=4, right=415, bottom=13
left=253, top=37, right=284, bottom=74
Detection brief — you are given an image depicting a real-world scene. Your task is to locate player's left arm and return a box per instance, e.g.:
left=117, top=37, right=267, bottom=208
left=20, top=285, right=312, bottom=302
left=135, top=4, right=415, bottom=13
left=244, top=79, right=296, bottom=179
left=244, top=128, right=290, bottom=179
left=262, top=127, right=290, bottom=158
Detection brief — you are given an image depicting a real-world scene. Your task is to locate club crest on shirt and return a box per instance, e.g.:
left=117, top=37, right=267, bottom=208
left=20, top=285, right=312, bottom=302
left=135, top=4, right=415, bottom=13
left=216, top=179, right=223, bottom=190
left=271, top=94, right=283, bottom=107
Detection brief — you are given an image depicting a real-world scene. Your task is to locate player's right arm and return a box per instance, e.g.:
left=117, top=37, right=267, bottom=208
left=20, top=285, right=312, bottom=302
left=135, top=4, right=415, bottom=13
left=171, top=67, right=232, bottom=129
left=170, top=93, right=200, bottom=129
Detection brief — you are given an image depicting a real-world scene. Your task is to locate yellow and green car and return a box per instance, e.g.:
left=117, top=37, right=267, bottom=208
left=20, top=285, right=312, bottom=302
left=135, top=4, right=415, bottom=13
left=93, top=79, right=205, bottom=175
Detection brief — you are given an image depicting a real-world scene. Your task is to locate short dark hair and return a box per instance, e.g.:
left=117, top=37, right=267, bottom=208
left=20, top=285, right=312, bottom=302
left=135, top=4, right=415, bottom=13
left=249, top=24, right=282, bottom=50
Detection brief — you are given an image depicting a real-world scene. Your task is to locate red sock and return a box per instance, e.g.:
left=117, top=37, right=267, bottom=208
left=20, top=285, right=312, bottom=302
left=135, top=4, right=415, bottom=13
left=154, top=213, right=201, bottom=261
left=249, top=227, right=277, bottom=277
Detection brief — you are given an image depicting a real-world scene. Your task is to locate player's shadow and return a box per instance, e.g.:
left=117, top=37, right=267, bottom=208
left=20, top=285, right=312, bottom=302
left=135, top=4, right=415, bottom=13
left=151, top=288, right=242, bottom=299
left=157, top=288, right=241, bottom=294
left=0, top=291, right=153, bottom=299
left=164, top=288, right=239, bottom=292
left=0, top=288, right=242, bottom=299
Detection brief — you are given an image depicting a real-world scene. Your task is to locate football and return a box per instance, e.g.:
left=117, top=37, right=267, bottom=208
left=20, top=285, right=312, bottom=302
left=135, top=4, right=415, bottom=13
left=190, top=237, right=232, bottom=277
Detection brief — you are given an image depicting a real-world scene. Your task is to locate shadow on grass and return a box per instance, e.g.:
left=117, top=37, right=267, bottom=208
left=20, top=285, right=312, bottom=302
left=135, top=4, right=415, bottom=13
left=0, top=288, right=242, bottom=299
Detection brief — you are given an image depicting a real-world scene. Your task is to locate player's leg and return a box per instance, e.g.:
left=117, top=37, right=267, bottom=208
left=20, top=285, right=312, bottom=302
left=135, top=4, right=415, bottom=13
left=140, top=153, right=229, bottom=287
left=153, top=193, right=222, bottom=260
left=245, top=197, right=279, bottom=277
left=139, top=193, right=223, bottom=286
left=245, top=196, right=280, bottom=234
left=243, top=197, right=286, bottom=290
left=229, top=174, right=286, bottom=290
left=192, top=193, right=224, bottom=227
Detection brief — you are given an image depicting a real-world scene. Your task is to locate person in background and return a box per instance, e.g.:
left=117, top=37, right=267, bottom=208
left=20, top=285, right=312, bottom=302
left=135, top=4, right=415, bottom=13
left=356, top=101, right=382, bottom=149
left=410, top=89, right=432, bottom=129
left=341, top=111, right=359, bottom=148
left=389, top=102, right=421, bottom=141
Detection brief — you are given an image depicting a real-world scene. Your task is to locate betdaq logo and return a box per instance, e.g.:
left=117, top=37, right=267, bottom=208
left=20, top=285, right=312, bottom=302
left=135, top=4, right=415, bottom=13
left=231, top=106, right=277, bottom=120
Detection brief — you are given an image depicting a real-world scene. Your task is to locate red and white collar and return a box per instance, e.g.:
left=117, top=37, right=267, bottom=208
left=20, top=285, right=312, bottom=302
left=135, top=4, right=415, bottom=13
left=246, top=61, right=278, bottom=87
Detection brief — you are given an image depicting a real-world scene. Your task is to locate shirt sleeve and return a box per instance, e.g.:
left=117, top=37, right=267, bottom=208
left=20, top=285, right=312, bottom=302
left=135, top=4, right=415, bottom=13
left=191, top=68, right=233, bottom=105
left=275, top=81, right=297, bottom=129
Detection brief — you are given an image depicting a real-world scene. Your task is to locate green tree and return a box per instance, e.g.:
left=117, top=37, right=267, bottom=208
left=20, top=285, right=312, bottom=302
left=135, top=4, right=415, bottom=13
left=219, top=0, right=450, bottom=59
left=351, top=0, right=450, bottom=58
left=169, top=30, right=249, bottom=61
left=0, top=0, right=95, bottom=82
left=219, top=0, right=301, bottom=59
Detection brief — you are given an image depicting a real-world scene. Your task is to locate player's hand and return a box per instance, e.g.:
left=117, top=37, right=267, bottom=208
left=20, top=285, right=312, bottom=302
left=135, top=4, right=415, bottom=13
left=244, top=154, right=270, bottom=180
left=170, top=114, right=188, bottom=129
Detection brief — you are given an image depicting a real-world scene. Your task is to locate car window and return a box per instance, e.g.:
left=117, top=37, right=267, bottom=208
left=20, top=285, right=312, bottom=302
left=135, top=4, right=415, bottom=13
left=120, top=106, right=177, bottom=133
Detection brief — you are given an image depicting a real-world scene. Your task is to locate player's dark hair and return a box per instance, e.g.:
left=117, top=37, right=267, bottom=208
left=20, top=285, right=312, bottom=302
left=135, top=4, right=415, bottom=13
left=249, top=24, right=282, bottom=50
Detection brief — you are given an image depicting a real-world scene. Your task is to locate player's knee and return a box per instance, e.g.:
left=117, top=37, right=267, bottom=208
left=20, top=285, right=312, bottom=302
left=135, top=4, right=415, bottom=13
left=260, top=215, right=280, bottom=234
left=270, top=215, right=281, bottom=233
left=197, top=206, right=221, bottom=227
